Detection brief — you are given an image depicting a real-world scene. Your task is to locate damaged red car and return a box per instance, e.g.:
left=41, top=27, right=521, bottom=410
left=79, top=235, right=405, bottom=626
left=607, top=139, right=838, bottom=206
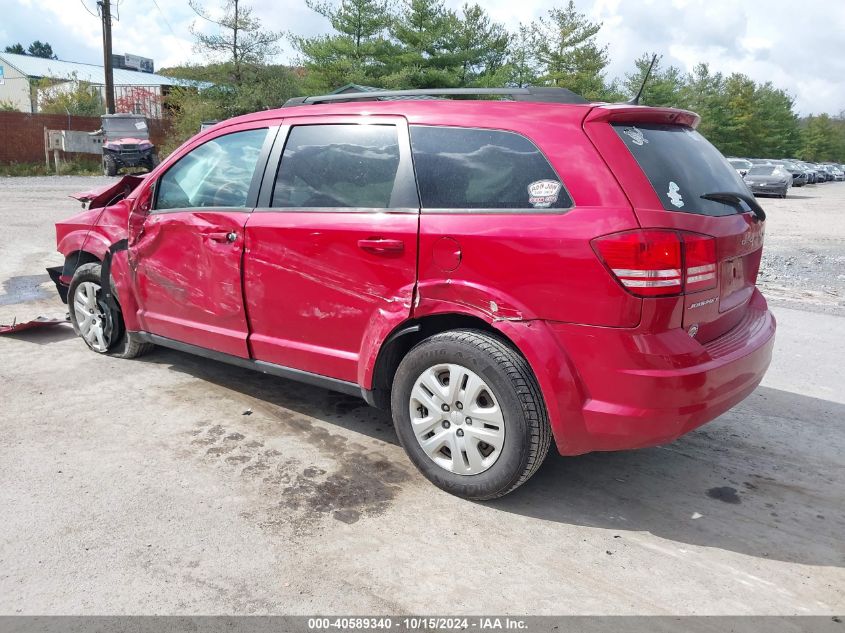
left=51, top=88, right=775, bottom=500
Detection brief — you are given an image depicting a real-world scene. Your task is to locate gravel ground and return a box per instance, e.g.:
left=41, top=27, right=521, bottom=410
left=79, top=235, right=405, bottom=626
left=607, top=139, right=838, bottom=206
left=757, top=182, right=845, bottom=316
left=0, top=176, right=843, bottom=616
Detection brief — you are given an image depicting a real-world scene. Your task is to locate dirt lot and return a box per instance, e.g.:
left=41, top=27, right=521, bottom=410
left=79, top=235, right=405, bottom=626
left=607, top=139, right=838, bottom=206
left=0, top=177, right=843, bottom=615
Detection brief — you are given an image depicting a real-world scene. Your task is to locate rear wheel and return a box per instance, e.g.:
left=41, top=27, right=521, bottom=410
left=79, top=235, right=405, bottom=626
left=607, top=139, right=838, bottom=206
left=68, top=263, right=153, bottom=359
left=391, top=330, right=551, bottom=500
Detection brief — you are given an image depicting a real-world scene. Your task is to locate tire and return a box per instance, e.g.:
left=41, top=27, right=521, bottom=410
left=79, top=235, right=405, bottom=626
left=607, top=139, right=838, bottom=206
left=144, top=153, right=159, bottom=173
left=103, top=154, right=118, bottom=177
left=390, top=329, right=551, bottom=500
left=68, top=263, right=153, bottom=359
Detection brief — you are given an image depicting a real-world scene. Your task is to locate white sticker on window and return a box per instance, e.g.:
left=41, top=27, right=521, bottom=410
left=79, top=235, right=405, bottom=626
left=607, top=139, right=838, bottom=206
left=527, top=180, right=562, bottom=208
left=667, top=181, right=684, bottom=208
left=623, top=126, right=648, bottom=146
left=135, top=121, right=148, bottom=130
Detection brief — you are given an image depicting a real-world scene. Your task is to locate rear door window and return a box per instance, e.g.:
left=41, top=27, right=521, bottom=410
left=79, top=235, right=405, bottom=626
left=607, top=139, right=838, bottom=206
left=612, top=123, right=749, bottom=217
left=272, top=124, right=401, bottom=209
left=410, top=126, right=572, bottom=211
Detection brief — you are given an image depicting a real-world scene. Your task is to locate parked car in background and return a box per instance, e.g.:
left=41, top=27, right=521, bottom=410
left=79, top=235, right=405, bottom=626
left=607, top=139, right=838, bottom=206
left=773, top=160, right=806, bottom=187
left=829, top=165, right=844, bottom=181
left=815, top=164, right=833, bottom=182
left=728, top=157, right=752, bottom=177
left=796, top=161, right=818, bottom=184
left=47, top=88, right=776, bottom=500
left=744, top=164, right=791, bottom=197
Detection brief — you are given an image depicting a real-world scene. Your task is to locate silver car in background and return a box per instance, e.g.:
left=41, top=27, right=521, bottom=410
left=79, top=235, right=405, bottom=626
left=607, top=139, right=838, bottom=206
left=744, top=164, right=792, bottom=197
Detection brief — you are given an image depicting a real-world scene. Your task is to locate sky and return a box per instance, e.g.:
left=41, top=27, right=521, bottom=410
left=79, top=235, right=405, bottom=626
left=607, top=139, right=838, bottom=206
left=1, top=0, right=843, bottom=115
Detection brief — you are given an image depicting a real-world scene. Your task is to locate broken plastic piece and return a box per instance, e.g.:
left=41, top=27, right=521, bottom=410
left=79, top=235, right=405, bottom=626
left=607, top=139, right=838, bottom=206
left=0, top=315, right=70, bottom=334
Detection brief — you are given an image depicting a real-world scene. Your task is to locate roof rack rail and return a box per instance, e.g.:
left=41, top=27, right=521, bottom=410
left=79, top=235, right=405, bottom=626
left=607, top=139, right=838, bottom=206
left=282, top=86, right=589, bottom=107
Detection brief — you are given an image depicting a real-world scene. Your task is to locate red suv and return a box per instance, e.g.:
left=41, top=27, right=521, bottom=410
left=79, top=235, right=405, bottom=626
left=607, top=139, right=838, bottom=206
left=51, top=88, right=775, bottom=500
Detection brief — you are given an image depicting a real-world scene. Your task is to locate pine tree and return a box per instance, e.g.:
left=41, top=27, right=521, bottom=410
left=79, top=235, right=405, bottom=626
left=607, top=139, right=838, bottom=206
left=534, top=1, right=609, bottom=99
left=27, top=41, right=56, bottom=59
left=189, top=0, right=282, bottom=87
left=387, top=0, right=459, bottom=88
left=450, top=4, right=509, bottom=87
left=504, top=24, right=539, bottom=88
left=293, top=0, right=395, bottom=90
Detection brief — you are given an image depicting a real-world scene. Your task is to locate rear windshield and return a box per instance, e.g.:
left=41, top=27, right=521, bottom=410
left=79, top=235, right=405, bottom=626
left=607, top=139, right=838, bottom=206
left=612, top=123, right=748, bottom=217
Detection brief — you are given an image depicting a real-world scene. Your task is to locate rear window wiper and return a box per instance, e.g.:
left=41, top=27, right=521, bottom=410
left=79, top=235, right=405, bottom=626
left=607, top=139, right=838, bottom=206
left=700, top=191, right=766, bottom=222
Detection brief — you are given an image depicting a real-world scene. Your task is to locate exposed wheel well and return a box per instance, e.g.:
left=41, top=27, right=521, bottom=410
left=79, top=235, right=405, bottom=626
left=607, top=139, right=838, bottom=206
left=62, top=250, right=101, bottom=278
left=369, top=313, right=520, bottom=410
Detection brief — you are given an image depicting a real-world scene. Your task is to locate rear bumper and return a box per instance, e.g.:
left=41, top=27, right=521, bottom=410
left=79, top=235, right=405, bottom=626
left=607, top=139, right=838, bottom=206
left=543, top=289, right=775, bottom=455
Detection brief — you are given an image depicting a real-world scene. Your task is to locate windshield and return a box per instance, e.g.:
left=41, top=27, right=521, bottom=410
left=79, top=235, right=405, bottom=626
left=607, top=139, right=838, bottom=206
left=613, top=123, right=749, bottom=217
left=748, top=165, right=776, bottom=175
left=102, top=118, right=149, bottom=138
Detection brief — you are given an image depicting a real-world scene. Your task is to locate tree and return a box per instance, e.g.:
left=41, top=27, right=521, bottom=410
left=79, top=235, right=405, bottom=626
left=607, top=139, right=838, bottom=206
left=28, top=41, right=56, bottom=59
left=800, top=114, right=840, bottom=161
left=622, top=53, right=684, bottom=107
left=753, top=83, right=801, bottom=158
left=293, top=0, right=395, bottom=91
left=189, top=0, right=282, bottom=87
left=716, top=73, right=761, bottom=157
left=386, top=0, right=459, bottom=88
left=37, top=75, right=104, bottom=116
left=504, top=23, right=539, bottom=88
left=449, top=4, right=509, bottom=87
left=4, top=43, right=26, bottom=55
left=534, top=1, right=609, bottom=99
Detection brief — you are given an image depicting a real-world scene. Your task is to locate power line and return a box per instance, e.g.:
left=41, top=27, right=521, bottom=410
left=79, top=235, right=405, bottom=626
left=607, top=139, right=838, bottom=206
left=79, top=0, right=99, bottom=18
left=150, top=0, right=180, bottom=43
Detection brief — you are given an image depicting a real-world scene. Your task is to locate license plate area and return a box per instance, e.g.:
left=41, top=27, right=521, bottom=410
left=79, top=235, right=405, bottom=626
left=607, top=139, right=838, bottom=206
left=720, top=256, right=752, bottom=312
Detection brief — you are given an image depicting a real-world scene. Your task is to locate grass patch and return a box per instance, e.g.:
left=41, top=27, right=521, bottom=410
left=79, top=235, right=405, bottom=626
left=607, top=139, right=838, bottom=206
left=0, top=159, right=103, bottom=177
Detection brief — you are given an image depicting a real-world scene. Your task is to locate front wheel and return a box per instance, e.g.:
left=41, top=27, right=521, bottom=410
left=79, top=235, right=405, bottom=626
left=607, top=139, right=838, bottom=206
left=68, top=263, right=153, bottom=359
left=103, top=154, right=118, bottom=177
left=391, top=330, right=551, bottom=500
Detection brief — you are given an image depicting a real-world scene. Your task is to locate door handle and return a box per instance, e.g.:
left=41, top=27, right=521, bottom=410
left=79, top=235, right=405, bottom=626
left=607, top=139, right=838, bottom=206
left=357, top=238, right=404, bottom=253
left=205, top=231, right=237, bottom=243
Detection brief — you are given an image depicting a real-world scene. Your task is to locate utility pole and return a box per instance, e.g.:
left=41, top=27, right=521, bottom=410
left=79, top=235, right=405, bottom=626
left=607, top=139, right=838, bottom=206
left=98, top=0, right=115, bottom=113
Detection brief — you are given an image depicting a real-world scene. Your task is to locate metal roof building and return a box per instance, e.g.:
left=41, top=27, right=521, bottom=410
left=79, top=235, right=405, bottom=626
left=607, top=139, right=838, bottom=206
left=0, top=52, right=206, bottom=118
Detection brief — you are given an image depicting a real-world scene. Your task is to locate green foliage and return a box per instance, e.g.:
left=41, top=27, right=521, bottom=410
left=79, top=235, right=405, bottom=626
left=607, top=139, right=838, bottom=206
left=800, top=114, right=845, bottom=162
left=159, top=0, right=844, bottom=162
left=159, top=62, right=301, bottom=155
left=4, top=41, right=57, bottom=58
left=293, top=0, right=510, bottom=89
left=36, top=74, right=105, bottom=116
left=0, top=158, right=101, bottom=177
left=292, top=0, right=395, bottom=91
left=533, top=1, right=609, bottom=100
left=157, top=0, right=298, bottom=156
left=189, top=0, right=282, bottom=86
left=623, top=54, right=684, bottom=107
left=0, top=100, right=19, bottom=111
left=28, top=41, right=56, bottom=59
left=384, top=0, right=461, bottom=88
left=504, top=24, right=539, bottom=88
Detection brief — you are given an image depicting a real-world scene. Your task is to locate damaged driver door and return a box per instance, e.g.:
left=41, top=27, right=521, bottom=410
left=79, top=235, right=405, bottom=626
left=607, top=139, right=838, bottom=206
left=129, top=124, right=276, bottom=358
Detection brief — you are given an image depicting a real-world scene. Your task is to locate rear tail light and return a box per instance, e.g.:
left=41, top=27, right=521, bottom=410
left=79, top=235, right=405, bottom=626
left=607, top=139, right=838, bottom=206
left=683, top=233, right=717, bottom=292
left=593, top=230, right=716, bottom=298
